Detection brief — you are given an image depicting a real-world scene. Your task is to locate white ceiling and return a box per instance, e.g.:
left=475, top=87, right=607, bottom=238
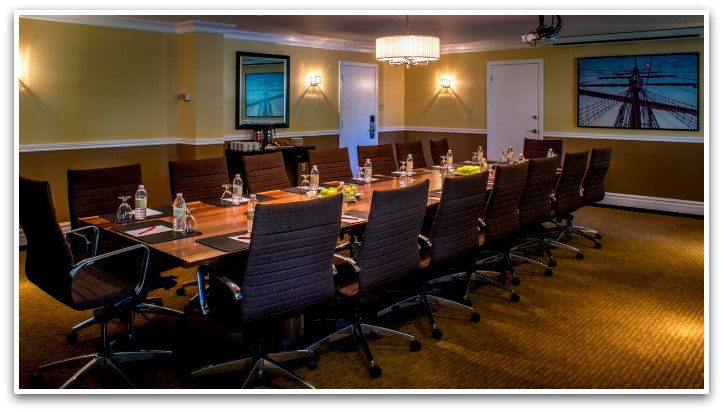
left=129, top=13, right=704, bottom=52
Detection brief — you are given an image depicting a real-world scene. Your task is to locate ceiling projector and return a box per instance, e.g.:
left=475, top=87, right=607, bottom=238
left=522, top=15, right=562, bottom=46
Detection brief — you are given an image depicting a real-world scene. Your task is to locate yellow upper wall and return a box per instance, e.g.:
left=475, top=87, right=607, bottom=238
left=404, top=38, right=704, bottom=138
left=19, top=19, right=180, bottom=144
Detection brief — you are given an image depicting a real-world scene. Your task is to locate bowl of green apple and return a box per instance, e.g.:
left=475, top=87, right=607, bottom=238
left=454, top=165, right=482, bottom=175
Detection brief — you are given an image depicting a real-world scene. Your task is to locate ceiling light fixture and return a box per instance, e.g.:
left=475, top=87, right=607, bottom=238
left=376, top=16, right=440, bottom=68
left=522, top=15, right=563, bottom=47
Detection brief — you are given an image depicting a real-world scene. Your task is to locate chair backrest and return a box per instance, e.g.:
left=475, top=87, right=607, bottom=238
left=523, top=138, right=563, bottom=167
left=482, top=162, right=529, bottom=243
left=518, top=156, right=559, bottom=228
left=429, top=138, right=449, bottom=166
left=395, top=141, right=426, bottom=168
left=67, top=163, right=143, bottom=229
left=241, top=151, right=290, bottom=194
left=553, top=150, right=589, bottom=216
left=20, top=177, right=75, bottom=304
left=308, top=147, right=354, bottom=183
left=355, top=180, right=430, bottom=295
left=429, top=172, right=489, bottom=267
left=356, top=143, right=397, bottom=174
left=238, top=195, right=343, bottom=323
left=168, top=156, right=229, bottom=202
left=581, top=147, right=613, bottom=205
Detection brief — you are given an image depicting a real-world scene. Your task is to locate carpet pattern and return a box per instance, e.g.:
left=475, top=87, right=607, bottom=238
left=17, top=206, right=705, bottom=390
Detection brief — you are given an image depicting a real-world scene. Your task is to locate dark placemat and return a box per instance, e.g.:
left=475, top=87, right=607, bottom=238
left=99, top=205, right=172, bottom=224
left=343, top=209, right=369, bottom=219
left=196, top=231, right=249, bottom=253
left=347, top=175, right=395, bottom=183
left=111, top=220, right=201, bottom=244
left=200, top=193, right=275, bottom=207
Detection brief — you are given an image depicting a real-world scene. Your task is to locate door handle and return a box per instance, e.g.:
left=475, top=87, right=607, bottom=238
left=530, top=129, right=538, bottom=134
left=368, top=115, right=376, bottom=139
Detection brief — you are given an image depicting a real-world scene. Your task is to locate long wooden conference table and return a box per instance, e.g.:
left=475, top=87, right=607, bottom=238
left=79, top=166, right=493, bottom=270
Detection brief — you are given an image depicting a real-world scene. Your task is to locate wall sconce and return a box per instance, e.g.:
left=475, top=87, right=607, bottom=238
left=310, top=75, right=322, bottom=87
left=440, top=78, right=451, bottom=88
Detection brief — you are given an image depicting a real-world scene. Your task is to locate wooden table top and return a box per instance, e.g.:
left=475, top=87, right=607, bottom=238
left=80, top=166, right=469, bottom=268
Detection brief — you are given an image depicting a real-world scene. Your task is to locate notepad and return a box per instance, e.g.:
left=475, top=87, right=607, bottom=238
left=126, top=225, right=173, bottom=237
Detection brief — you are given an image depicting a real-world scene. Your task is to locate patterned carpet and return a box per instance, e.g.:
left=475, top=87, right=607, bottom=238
left=16, top=206, right=705, bottom=391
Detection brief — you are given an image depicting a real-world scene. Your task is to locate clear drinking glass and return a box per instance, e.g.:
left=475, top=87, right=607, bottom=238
left=471, top=152, right=478, bottom=164
left=300, top=174, right=311, bottom=190
left=439, top=156, right=447, bottom=169
left=185, top=207, right=197, bottom=233
left=116, top=196, right=133, bottom=223
left=398, top=161, right=408, bottom=185
left=220, top=184, right=233, bottom=203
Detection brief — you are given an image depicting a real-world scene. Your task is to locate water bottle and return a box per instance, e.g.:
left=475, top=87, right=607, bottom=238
left=247, top=194, right=258, bottom=233
left=134, top=184, right=147, bottom=220
left=500, top=151, right=506, bottom=164
left=506, top=146, right=514, bottom=164
left=310, top=165, right=320, bottom=190
left=172, top=193, right=187, bottom=232
left=446, top=149, right=454, bottom=166
left=406, top=153, right=414, bottom=174
left=547, top=148, right=554, bottom=157
left=363, top=159, right=373, bottom=183
left=477, top=146, right=484, bottom=164
left=232, top=174, right=243, bottom=205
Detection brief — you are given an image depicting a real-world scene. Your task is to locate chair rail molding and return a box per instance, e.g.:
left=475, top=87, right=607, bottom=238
left=544, top=131, right=704, bottom=144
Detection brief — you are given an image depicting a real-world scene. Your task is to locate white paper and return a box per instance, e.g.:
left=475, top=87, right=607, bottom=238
left=127, top=225, right=173, bottom=237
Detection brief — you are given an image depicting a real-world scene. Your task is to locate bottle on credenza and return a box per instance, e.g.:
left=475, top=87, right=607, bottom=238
left=172, top=193, right=187, bottom=232
left=247, top=194, right=258, bottom=233
left=310, top=165, right=320, bottom=190
left=506, top=146, right=514, bottom=164
left=232, top=174, right=243, bottom=205
left=255, top=129, right=263, bottom=148
left=363, top=158, right=373, bottom=183
left=134, top=184, right=147, bottom=220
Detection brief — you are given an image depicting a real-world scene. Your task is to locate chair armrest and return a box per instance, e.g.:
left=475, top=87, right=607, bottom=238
left=418, top=234, right=432, bottom=248
left=334, top=253, right=361, bottom=273
left=66, top=226, right=100, bottom=258
left=195, top=265, right=212, bottom=315
left=70, top=243, right=150, bottom=297
left=478, top=218, right=486, bottom=229
left=215, top=276, right=244, bottom=302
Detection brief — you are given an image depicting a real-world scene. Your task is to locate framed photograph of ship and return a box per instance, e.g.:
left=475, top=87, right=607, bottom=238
left=577, top=53, right=699, bottom=131
left=244, top=72, right=285, bottom=118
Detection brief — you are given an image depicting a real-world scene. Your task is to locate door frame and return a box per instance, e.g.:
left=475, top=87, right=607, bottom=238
left=338, top=60, right=379, bottom=145
left=487, top=59, right=544, bottom=150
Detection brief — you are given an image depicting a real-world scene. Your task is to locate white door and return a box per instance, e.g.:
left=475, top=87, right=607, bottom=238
left=339, top=61, right=378, bottom=177
left=487, top=60, right=543, bottom=161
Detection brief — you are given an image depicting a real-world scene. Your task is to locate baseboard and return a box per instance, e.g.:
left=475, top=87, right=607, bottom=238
left=599, top=193, right=704, bottom=216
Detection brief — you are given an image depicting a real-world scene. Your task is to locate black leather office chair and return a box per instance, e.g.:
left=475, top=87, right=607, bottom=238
left=305, top=180, right=430, bottom=378
left=467, top=162, right=529, bottom=301
left=429, top=138, right=450, bottom=166
left=308, top=147, right=355, bottom=183
left=169, top=156, right=230, bottom=202
left=356, top=143, right=398, bottom=174
left=21, top=176, right=172, bottom=388
left=568, top=146, right=613, bottom=248
left=241, top=151, right=290, bottom=193
left=548, top=151, right=590, bottom=250
left=191, top=195, right=343, bottom=389
left=378, top=173, right=487, bottom=338
left=523, top=138, right=563, bottom=167
left=395, top=141, right=427, bottom=168
left=66, top=164, right=182, bottom=343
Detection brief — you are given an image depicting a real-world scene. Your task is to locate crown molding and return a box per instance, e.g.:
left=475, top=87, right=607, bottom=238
left=21, top=15, right=180, bottom=34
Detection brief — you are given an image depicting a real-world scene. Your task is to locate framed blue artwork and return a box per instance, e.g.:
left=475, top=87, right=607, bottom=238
left=578, top=53, right=698, bottom=131
left=244, top=72, right=285, bottom=118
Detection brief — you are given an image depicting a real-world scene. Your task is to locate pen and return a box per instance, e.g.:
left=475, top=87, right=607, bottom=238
left=138, top=226, right=156, bottom=236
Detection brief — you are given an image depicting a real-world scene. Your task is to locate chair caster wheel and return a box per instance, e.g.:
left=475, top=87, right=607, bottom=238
left=410, top=340, right=422, bottom=352
left=594, top=242, right=602, bottom=249
left=470, top=312, right=480, bottom=323
left=595, top=233, right=602, bottom=240
left=544, top=268, right=553, bottom=276
left=176, top=287, right=186, bottom=296
left=66, top=331, right=78, bottom=344
left=308, top=359, right=318, bottom=370
left=548, top=259, right=558, bottom=267
left=369, top=365, right=382, bottom=378
left=431, top=329, right=443, bottom=339
left=510, top=293, right=520, bottom=302
left=576, top=252, right=584, bottom=260
left=510, top=277, right=520, bottom=286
